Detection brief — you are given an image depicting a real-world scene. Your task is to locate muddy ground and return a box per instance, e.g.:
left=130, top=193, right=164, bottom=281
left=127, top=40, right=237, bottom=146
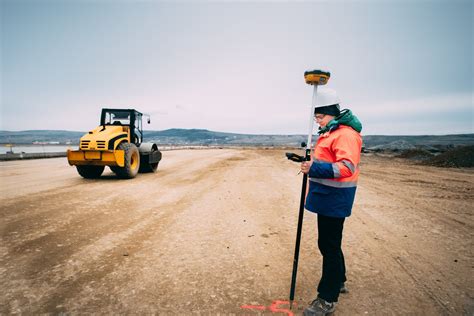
left=0, top=149, right=473, bottom=315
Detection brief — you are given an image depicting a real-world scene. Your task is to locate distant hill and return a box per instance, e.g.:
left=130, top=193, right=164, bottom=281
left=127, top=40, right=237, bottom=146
left=144, top=129, right=306, bottom=146
left=0, top=129, right=307, bottom=147
left=0, top=130, right=85, bottom=144
left=1, top=129, right=473, bottom=150
left=362, top=134, right=474, bottom=152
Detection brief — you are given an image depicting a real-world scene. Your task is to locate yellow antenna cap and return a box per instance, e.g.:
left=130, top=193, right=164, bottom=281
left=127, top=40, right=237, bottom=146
left=304, top=69, right=330, bottom=85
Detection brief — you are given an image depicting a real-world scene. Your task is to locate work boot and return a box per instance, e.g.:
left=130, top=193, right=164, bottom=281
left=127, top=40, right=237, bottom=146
left=340, top=283, right=349, bottom=294
left=303, top=297, right=336, bottom=316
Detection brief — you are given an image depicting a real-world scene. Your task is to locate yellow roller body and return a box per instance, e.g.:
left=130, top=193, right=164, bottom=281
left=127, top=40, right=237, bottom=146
left=67, top=125, right=130, bottom=167
left=67, top=149, right=125, bottom=167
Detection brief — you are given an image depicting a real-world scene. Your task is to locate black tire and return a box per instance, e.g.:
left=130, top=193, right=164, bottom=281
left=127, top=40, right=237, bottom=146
left=139, top=147, right=160, bottom=173
left=114, top=143, right=140, bottom=179
left=76, top=165, right=104, bottom=179
left=139, top=161, right=159, bottom=173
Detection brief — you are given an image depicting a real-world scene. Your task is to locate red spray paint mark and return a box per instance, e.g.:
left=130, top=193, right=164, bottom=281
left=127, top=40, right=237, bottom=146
left=241, top=300, right=295, bottom=315
left=240, top=304, right=266, bottom=311
left=269, top=300, right=294, bottom=314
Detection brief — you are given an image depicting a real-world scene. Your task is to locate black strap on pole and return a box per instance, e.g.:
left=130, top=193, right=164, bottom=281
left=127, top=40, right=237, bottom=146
left=289, top=148, right=311, bottom=309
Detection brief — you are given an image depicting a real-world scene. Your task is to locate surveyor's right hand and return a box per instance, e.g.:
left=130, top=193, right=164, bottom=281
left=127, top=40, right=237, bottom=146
left=300, top=160, right=312, bottom=174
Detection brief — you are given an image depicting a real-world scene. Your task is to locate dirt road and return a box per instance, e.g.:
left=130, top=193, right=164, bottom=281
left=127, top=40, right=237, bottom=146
left=1, top=149, right=473, bottom=314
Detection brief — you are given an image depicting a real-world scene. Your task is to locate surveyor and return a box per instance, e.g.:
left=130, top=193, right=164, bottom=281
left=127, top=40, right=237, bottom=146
left=300, top=88, right=362, bottom=316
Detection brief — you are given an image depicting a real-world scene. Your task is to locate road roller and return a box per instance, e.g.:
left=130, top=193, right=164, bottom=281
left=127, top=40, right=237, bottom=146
left=67, top=108, right=162, bottom=179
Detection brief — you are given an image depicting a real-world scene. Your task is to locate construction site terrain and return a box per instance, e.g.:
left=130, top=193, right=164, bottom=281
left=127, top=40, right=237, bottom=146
left=1, top=149, right=472, bottom=314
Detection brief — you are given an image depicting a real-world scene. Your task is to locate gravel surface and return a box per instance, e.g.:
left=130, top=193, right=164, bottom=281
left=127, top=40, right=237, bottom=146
left=1, top=149, right=473, bottom=314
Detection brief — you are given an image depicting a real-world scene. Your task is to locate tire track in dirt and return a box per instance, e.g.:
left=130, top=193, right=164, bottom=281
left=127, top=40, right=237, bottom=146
left=359, top=164, right=473, bottom=237
left=58, top=149, right=305, bottom=314
left=393, top=256, right=452, bottom=314
left=49, top=150, right=256, bottom=313
left=37, top=201, right=181, bottom=313
left=1, top=151, right=472, bottom=314
left=0, top=150, right=235, bottom=243
left=1, top=149, right=247, bottom=313
left=347, top=155, right=474, bottom=315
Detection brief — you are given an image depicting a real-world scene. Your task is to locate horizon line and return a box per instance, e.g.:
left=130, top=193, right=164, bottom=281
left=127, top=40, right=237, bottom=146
left=0, top=128, right=473, bottom=138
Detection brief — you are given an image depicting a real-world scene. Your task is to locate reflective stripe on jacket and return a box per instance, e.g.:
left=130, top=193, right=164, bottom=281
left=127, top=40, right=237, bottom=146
left=305, top=125, right=362, bottom=218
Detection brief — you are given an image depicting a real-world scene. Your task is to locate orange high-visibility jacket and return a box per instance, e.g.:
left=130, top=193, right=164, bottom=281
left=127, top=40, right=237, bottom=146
left=305, top=125, right=362, bottom=217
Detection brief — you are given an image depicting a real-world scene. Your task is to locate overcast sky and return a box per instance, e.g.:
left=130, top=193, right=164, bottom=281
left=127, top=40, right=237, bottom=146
left=1, top=0, right=472, bottom=135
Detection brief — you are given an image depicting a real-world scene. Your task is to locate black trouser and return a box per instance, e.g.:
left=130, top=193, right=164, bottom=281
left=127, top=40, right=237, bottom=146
left=317, top=214, right=346, bottom=303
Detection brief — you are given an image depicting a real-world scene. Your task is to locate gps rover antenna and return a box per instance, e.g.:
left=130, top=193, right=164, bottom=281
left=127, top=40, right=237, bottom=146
left=287, top=69, right=330, bottom=309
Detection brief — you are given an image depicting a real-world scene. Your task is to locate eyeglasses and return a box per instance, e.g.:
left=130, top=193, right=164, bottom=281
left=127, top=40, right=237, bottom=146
left=314, top=114, right=326, bottom=121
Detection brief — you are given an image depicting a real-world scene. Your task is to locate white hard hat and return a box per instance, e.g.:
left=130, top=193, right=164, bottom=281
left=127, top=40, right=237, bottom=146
left=315, top=88, right=340, bottom=107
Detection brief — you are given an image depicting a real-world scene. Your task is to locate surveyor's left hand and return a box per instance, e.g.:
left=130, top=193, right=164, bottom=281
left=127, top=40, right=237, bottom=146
left=300, top=160, right=312, bottom=174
